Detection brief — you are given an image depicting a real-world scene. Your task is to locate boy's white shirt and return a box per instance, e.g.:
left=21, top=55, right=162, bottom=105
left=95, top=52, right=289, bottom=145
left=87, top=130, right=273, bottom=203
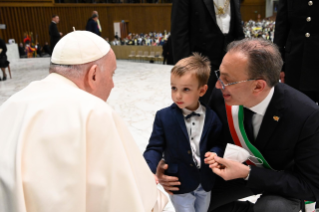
left=182, top=103, right=206, bottom=168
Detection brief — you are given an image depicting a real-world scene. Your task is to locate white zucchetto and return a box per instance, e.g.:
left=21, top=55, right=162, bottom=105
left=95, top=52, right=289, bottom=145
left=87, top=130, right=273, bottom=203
left=51, top=31, right=110, bottom=65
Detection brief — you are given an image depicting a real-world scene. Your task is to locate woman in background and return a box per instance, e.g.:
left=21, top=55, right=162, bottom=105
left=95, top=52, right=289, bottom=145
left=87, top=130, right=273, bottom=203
left=0, top=37, right=10, bottom=81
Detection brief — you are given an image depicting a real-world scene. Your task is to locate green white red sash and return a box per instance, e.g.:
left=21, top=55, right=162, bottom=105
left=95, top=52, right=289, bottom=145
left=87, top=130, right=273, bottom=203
left=225, top=104, right=316, bottom=211
left=225, top=104, right=273, bottom=169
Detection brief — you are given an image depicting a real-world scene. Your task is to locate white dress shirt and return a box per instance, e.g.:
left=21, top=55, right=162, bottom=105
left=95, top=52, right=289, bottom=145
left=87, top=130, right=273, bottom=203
left=213, top=0, right=231, bottom=34
left=246, top=87, right=275, bottom=139
left=182, top=103, right=206, bottom=168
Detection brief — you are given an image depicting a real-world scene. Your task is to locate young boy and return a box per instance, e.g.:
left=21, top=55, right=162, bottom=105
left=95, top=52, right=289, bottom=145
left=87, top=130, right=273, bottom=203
left=143, top=53, right=224, bottom=212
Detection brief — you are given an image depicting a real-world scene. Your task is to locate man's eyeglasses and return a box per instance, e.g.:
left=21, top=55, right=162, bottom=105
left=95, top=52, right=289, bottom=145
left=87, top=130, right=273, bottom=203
left=215, top=70, right=257, bottom=90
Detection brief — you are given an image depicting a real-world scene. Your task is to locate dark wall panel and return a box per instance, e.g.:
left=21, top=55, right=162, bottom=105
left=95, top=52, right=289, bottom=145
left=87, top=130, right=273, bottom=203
left=0, top=0, right=265, bottom=45
left=241, top=0, right=266, bottom=22
left=0, top=4, right=172, bottom=45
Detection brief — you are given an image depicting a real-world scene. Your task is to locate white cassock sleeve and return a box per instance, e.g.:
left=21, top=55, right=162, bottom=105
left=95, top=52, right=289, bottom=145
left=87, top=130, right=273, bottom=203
left=85, top=106, right=168, bottom=212
left=0, top=95, right=167, bottom=212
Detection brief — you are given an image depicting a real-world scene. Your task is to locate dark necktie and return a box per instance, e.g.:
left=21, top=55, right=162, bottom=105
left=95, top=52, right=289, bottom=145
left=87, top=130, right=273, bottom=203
left=243, top=108, right=255, bottom=143
left=185, top=112, right=200, bottom=120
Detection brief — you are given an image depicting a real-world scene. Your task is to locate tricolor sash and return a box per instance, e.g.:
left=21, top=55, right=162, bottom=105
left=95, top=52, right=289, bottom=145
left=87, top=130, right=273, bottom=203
left=226, top=104, right=316, bottom=211
left=225, top=104, right=273, bottom=169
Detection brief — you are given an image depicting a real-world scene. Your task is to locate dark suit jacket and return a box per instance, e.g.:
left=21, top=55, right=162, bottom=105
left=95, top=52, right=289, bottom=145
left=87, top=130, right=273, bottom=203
left=86, top=18, right=100, bottom=36
left=0, top=38, right=9, bottom=68
left=274, top=0, right=319, bottom=92
left=171, top=0, right=244, bottom=103
left=43, top=45, right=51, bottom=56
left=162, top=36, right=174, bottom=65
left=143, top=103, right=224, bottom=194
left=208, top=83, right=319, bottom=201
left=49, top=22, right=61, bottom=53
left=0, top=38, right=7, bottom=57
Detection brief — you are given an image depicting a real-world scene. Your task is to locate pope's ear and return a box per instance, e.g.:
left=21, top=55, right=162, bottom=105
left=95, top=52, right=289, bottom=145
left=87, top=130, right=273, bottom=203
left=87, top=64, right=98, bottom=87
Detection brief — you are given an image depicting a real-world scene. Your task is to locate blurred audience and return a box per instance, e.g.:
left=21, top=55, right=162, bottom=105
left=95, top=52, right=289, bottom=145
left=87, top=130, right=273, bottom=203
left=243, top=19, right=275, bottom=42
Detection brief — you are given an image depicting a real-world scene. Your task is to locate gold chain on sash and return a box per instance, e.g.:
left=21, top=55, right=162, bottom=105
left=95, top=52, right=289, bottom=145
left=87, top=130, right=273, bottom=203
left=213, top=0, right=230, bottom=15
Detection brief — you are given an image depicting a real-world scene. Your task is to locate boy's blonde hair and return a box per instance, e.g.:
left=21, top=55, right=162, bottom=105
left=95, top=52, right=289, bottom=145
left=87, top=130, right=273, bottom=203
left=171, top=53, right=211, bottom=87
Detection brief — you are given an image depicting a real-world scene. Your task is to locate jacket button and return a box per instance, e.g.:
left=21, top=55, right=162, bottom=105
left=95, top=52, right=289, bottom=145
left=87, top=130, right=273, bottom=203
left=188, top=150, right=191, bottom=154
left=305, top=33, right=310, bottom=38
left=190, top=164, right=193, bottom=167
left=308, top=1, right=313, bottom=6
left=307, top=17, right=311, bottom=22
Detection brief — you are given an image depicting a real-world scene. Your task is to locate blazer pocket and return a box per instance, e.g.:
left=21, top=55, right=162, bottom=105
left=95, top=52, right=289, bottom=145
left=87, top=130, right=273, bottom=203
left=165, top=163, right=178, bottom=175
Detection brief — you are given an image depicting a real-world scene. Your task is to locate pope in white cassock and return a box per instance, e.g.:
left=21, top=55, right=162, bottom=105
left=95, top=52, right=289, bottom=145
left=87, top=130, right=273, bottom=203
left=0, top=31, right=167, bottom=212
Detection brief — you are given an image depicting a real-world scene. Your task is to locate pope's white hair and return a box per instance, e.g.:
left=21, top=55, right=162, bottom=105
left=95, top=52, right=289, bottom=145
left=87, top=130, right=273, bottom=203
left=49, top=54, right=107, bottom=79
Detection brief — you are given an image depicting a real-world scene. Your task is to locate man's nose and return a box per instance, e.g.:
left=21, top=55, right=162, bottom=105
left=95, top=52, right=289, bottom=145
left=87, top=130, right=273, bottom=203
left=215, top=79, right=222, bottom=90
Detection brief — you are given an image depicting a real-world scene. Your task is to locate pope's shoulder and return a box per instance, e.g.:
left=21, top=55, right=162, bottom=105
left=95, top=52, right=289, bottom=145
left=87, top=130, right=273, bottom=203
left=1, top=74, right=114, bottom=117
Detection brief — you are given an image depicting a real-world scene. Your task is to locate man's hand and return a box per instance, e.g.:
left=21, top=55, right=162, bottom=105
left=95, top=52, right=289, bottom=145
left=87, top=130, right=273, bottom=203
left=280, top=71, right=285, bottom=83
left=210, top=155, right=250, bottom=181
left=60, top=32, right=63, bottom=36
left=204, top=152, right=220, bottom=168
left=156, top=160, right=180, bottom=195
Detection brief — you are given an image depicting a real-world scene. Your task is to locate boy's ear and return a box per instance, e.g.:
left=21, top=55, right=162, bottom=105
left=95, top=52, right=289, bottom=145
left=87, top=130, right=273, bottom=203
left=199, top=84, right=208, bottom=97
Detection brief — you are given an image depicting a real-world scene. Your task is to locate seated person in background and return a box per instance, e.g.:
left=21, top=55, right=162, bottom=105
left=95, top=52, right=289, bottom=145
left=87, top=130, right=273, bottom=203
left=36, top=42, right=42, bottom=57
left=144, top=53, right=224, bottom=212
left=18, top=42, right=26, bottom=58
left=42, top=42, right=51, bottom=56
left=120, top=38, right=126, bottom=45
left=111, top=38, right=120, bottom=46
left=152, top=39, right=157, bottom=46
left=0, top=31, right=167, bottom=212
left=127, top=39, right=135, bottom=45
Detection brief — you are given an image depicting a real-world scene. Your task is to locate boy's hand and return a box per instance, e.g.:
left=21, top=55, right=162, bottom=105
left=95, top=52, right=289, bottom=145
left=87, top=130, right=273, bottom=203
left=204, top=152, right=220, bottom=168
left=211, top=156, right=250, bottom=181
left=156, top=160, right=180, bottom=195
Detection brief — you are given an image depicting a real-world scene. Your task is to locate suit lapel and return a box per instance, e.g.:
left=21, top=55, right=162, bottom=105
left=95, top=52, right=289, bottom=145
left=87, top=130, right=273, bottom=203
left=255, top=85, right=285, bottom=151
left=172, top=104, right=189, bottom=141
left=200, top=107, right=213, bottom=153
left=203, top=0, right=218, bottom=26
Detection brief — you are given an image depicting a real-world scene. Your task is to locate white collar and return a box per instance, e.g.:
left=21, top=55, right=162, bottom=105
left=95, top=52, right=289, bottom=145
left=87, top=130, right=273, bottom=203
left=52, top=21, right=57, bottom=24
left=44, top=73, right=79, bottom=89
left=248, top=87, right=274, bottom=116
left=182, top=102, right=205, bottom=117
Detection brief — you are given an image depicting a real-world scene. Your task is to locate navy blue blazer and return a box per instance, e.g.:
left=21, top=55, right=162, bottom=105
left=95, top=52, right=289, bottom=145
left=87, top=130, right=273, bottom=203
left=209, top=83, right=319, bottom=201
left=86, top=18, right=100, bottom=36
left=143, top=103, right=224, bottom=194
